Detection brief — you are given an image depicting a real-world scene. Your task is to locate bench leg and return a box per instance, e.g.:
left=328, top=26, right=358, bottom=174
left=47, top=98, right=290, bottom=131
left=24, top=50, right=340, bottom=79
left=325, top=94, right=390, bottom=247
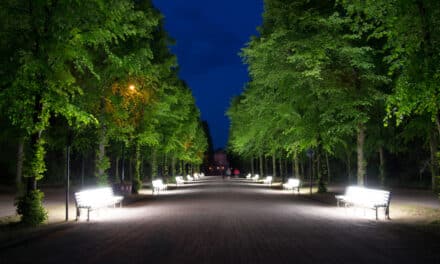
left=385, top=206, right=390, bottom=220
left=76, top=207, right=80, bottom=221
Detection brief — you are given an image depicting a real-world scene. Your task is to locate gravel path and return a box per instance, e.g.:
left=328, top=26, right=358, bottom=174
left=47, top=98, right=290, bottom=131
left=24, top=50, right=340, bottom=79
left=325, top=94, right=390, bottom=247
left=1, top=177, right=440, bottom=263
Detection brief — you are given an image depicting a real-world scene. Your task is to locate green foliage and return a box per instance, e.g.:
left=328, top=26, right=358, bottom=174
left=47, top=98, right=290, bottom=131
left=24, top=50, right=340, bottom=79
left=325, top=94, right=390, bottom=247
left=24, top=137, right=47, bottom=181
left=15, top=190, right=48, bottom=226
left=95, top=152, right=110, bottom=186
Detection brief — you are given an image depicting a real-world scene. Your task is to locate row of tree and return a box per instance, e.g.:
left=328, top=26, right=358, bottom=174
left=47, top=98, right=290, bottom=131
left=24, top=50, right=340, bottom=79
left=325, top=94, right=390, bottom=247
left=0, top=0, right=207, bottom=225
left=227, top=0, right=440, bottom=192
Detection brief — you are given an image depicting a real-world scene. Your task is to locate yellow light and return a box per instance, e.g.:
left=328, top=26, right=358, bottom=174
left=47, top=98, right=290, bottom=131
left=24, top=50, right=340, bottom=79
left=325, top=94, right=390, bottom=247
left=129, top=84, right=135, bottom=91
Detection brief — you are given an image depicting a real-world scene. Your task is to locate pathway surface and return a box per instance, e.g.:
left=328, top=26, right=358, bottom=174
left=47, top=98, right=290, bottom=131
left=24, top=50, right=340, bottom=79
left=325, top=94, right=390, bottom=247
left=1, top=177, right=440, bottom=263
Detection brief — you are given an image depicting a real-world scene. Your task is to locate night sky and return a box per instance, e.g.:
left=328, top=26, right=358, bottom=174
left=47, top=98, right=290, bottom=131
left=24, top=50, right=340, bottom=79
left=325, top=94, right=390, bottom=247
left=152, top=1, right=263, bottom=149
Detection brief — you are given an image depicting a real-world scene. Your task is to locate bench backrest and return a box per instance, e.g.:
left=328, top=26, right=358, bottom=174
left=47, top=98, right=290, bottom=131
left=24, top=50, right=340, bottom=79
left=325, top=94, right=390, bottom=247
left=345, top=186, right=390, bottom=206
left=286, top=178, right=300, bottom=187
left=75, top=187, right=115, bottom=207
left=152, top=179, right=165, bottom=187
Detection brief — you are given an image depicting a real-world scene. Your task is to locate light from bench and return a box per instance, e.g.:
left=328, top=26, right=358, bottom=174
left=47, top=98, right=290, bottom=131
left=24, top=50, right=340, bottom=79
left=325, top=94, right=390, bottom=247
left=335, top=186, right=391, bottom=220
left=75, top=187, right=123, bottom=221
left=252, top=174, right=259, bottom=182
left=283, top=178, right=300, bottom=193
left=176, top=176, right=185, bottom=186
left=186, top=175, right=194, bottom=182
left=262, top=176, right=273, bottom=185
left=193, top=173, right=200, bottom=180
left=152, top=179, right=167, bottom=194
left=246, top=173, right=252, bottom=179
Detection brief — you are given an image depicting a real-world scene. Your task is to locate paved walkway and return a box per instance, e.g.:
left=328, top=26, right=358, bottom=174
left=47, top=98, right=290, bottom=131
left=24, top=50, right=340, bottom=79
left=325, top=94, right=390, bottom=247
left=1, top=178, right=440, bottom=263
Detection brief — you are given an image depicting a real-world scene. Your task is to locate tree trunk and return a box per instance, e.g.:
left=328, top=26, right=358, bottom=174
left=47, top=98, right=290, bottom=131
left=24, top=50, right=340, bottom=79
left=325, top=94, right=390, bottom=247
left=81, top=155, right=85, bottom=187
left=95, top=125, right=107, bottom=185
left=151, top=149, right=157, bottom=179
left=279, top=156, right=283, bottom=179
left=128, top=158, right=133, bottom=181
left=134, top=143, right=141, bottom=182
left=357, top=124, right=366, bottom=186
left=346, top=148, right=351, bottom=184
left=27, top=132, right=42, bottom=193
left=378, top=146, right=386, bottom=187
left=272, top=153, right=276, bottom=177
left=325, top=153, right=330, bottom=183
left=16, top=137, right=24, bottom=192
left=292, top=157, right=295, bottom=177
left=164, top=153, right=169, bottom=177
left=171, top=156, right=176, bottom=177
left=259, top=154, right=263, bottom=176
left=250, top=157, right=254, bottom=175
left=294, top=156, right=299, bottom=179
left=429, top=133, right=438, bottom=191
left=115, top=156, right=119, bottom=182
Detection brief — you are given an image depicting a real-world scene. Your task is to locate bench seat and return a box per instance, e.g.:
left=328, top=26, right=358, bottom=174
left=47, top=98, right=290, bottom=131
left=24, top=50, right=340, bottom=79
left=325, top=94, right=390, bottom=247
left=176, top=176, right=185, bottom=186
left=262, top=176, right=273, bottom=185
left=335, top=186, right=391, bottom=220
left=75, top=187, right=123, bottom=221
left=283, top=178, right=300, bottom=193
left=152, top=179, right=167, bottom=194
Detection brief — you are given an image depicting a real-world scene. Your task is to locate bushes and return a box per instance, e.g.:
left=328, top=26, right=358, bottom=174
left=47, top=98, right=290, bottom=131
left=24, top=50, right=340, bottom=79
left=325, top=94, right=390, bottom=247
left=15, top=190, right=48, bottom=226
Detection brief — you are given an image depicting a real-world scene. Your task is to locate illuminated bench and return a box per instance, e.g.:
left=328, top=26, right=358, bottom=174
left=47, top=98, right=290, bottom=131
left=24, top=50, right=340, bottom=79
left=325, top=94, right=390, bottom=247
left=246, top=173, right=252, bottom=179
left=175, top=176, right=185, bottom=186
left=252, top=174, right=259, bottom=182
left=194, top=173, right=200, bottom=180
left=335, top=186, right=391, bottom=220
left=283, top=178, right=300, bottom=193
left=186, top=175, right=194, bottom=182
left=152, top=179, right=167, bottom=194
left=74, top=187, right=123, bottom=221
left=262, top=176, right=273, bottom=185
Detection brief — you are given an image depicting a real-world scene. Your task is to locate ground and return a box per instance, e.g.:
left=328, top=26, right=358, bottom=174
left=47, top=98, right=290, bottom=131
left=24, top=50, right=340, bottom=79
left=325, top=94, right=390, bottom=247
left=1, top=177, right=440, bottom=263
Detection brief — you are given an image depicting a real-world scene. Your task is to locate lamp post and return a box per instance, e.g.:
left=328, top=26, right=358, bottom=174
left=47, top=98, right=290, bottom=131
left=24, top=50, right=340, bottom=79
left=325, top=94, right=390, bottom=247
left=65, top=129, right=73, bottom=221
left=306, top=148, right=314, bottom=195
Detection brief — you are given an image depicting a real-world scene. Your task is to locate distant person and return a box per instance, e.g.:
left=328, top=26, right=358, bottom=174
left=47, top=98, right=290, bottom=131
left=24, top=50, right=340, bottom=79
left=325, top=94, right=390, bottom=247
left=226, top=168, right=231, bottom=178
left=233, top=168, right=240, bottom=177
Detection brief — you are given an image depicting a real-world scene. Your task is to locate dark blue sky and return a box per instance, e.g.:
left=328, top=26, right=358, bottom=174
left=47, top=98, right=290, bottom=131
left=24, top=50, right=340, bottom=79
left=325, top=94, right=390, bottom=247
left=152, top=1, right=263, bottom=149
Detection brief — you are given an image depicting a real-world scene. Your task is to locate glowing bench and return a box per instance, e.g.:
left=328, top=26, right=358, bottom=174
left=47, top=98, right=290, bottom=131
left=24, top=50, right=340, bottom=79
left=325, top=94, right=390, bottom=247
left=175, top=176, right=185, bottom=186
left=193, top=173, right=200, bottom=180
left=262, top=176, right=273, bottom=185
left=252, top=174, right=259, bottom=182
left=152, top=179, right=167, bottom=194
left=283, top=178, right=300, bottom=193
left=186, top=175, right=194, bottom=182
left=335, top=186, right=391, bottom=220
left=246, top=173, right=252, bottom=179
left=74, top=187, right=123, bottom=221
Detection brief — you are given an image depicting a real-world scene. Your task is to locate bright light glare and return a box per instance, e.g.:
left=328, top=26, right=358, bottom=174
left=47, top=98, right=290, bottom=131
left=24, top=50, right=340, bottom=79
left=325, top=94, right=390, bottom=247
left=129, top=84, right=135, bottom=91
left=283, top=178, right=300, bottom=188
left=343, top=186, right=389, bottom=206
